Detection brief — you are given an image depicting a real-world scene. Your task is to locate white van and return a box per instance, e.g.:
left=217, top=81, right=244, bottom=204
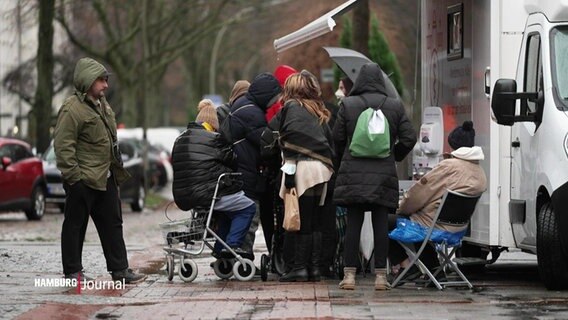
left=417, top=0, right=568, bottom=289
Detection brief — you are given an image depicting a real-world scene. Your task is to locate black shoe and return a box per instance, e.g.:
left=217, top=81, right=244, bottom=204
left=279, top=267, right=309, bottom=282
left=65, top=271, right=93, bottom=282
left=111, top=268, right=147, bottom=284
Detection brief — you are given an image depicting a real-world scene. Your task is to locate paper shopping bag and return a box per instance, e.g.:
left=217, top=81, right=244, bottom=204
left=283, top=187, right=300, bottom=231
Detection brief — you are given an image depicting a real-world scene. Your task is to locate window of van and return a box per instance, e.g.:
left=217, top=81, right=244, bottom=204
left=551, top=27, right=568, bottom=111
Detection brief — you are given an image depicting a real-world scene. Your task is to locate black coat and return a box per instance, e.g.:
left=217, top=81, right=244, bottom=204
left=171, top=123, right=241, bottom=210
left=333, top=63, right=417, bottom=208
left=229, top=73, right=281, bottom=200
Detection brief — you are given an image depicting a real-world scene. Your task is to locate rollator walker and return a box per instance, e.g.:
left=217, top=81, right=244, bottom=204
left=159, top=173, right=256, bottom=282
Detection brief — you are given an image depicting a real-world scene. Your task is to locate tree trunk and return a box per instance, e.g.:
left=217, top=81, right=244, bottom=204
left=352, top=0, right=369, bottom=57
left=34, top=0, right=55, bottom=154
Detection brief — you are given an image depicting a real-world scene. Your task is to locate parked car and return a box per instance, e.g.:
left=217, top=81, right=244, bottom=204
left=0, top=137, right=46, bottom=220
left=118, top=138, right=173, bottom=190
left=42, top=141, right=146, bottom=212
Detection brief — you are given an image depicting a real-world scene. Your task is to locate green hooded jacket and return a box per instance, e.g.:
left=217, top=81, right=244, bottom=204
left=54, top=57, right=130, bottom=191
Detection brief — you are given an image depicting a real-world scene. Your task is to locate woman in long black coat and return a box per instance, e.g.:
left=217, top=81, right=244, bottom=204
left=333, top=63, right=416, bottom=290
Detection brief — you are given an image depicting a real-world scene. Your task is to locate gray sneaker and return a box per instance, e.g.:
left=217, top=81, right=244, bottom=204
left=111, top=268, right=147, bottom=284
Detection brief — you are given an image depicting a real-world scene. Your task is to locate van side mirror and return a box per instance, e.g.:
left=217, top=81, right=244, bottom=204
left=491, top=79, right=538, bottom=126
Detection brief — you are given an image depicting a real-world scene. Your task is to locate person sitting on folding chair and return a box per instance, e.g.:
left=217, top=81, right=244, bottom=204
left=388, top=121, right=487, bottom=281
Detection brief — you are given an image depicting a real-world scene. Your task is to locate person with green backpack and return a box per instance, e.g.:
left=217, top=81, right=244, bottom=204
left=333, top=62, right=416, bottom=290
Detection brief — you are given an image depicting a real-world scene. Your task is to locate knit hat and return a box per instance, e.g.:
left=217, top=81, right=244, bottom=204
left=274, top=65, right=297, bottom=88
left=448, top=120, right=475, bottom=150
left=196, top=99, right=219, bottom=131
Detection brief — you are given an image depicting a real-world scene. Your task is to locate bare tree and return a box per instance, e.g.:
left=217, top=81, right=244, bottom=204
left=352, top=0, right=369, bottom=56
left=33, top=0, right=55, bottom=153
left=54, top=0, right=260, bottom=126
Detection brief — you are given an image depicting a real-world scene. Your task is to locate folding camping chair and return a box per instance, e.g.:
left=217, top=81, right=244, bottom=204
left=390, top=189, right=482, bottom=290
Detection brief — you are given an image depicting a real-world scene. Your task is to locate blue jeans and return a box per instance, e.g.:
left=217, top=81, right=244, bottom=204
left=214, top=204, right=256, bottom=253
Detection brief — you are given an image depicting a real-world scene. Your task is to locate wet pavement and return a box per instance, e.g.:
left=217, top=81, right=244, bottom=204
left=1, top=190, right=568, bottom=319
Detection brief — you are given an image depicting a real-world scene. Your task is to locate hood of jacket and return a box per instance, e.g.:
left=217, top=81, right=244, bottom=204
left=246, top=72, right=282, bottom=111
left=73, top=57, right=110, bottom=102
left=349, top=63, right=387, bottom=97
left=451, top=146, right=485, bottom=161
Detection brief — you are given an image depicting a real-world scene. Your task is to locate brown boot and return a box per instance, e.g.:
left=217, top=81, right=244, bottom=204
left=374, top=268, right=391, bottom=291
left=338, top=267, right=356, bottom=290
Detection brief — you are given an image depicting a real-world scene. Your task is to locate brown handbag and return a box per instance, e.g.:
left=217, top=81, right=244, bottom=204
left=283, top=187, right=301, bottom=231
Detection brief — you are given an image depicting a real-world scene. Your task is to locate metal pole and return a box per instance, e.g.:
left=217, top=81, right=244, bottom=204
left=16, top=0, right=22, bottom=137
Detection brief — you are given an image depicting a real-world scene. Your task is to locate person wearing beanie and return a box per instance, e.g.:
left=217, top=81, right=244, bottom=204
left=54, top=57, right=146, bottom=284
left=172, top=110, right=256, bottom=260
left=447, top=120, right=475, bottom=150
left=196, top=99, right=219, bottom=132
left=387, top=121, right=487, bottom=283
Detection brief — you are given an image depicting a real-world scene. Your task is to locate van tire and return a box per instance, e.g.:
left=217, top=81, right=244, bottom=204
left=537, top=202, right=568, bottom=290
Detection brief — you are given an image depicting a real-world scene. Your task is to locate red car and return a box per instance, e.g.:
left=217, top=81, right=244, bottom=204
left=0, top=137, right=46, bottom=220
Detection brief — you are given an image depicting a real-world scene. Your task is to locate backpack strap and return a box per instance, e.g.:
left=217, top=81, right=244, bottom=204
left=229, top=104, right=255, bottom=145
left=358, top=95, right=388, bottom=110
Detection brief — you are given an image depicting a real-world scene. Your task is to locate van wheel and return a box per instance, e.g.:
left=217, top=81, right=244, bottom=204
left=130, top=184, right=145, bottom=212
left=25, top=186, right=45, bottom=220
left=537, top=202, right=568, bottom=290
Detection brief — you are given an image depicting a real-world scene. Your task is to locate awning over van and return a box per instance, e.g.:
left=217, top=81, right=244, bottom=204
left=273, top=0, right=360, bottom=53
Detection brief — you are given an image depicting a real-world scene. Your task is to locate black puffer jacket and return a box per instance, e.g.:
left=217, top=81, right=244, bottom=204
left=172, top=123, right=241, bottom=210
left=229, top=73, right=281, bottom=200
left=333, top=63, right=416, bottom=208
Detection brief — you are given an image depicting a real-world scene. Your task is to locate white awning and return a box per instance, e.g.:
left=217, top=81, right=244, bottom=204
left=273, top=0, right=360, bottom=53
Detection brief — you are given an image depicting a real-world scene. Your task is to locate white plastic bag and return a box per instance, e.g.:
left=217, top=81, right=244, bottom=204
left=359, top=211, right=374, bottom=261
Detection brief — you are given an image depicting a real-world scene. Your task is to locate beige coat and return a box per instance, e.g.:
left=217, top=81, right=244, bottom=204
left=398, top=148, right=487, bottom=232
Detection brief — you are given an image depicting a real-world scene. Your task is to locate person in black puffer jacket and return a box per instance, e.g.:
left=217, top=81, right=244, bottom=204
left=172, top=102, right=256, bottom=258
left=333, top=63, right=417, bottom=291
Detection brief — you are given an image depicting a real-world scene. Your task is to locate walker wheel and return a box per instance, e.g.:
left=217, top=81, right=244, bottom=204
left=260, top=254, right=269, bottom=281
left=166, top=254, right=175, bottom=281
left=179, top=258, right=198, bottom=282
left=233, top=259, right=255, bottom=281
left=213, top=259, right=234, bottom=279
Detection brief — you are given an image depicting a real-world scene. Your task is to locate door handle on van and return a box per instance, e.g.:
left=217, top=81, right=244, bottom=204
left=512, top=140, right=520, bottom=148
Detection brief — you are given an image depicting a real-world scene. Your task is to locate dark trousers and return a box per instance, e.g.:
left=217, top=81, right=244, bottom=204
left=343, top=205, right=389, bottom=269
left=388, top=214, right=439, bottom=268
left=214, top=204, right=256, bottom=253
left=61, top=178, right=128, bottom=275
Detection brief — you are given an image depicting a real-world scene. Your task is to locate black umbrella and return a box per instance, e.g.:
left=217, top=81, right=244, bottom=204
left=323, top=46, right=400, bottom=99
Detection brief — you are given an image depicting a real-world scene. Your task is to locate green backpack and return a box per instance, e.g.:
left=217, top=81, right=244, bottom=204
left=349, top=97, right=390, bottom=158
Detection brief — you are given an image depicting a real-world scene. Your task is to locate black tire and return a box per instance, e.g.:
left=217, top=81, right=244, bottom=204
left=537, top=202, right=568, bottom=290
left=25, top=186, right=45, bottom=220
left=130, top=184, right=145, bottom=212
left=260, top=254, right=268, bottom=281
left=166, top=255, right=174, bottom=281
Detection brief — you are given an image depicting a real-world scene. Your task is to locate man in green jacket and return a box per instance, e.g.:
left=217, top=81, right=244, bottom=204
left=54, top=57, right=146, bottom=284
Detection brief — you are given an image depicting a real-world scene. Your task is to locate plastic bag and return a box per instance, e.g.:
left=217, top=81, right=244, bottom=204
left=388, top=218, right=427, bottom=243
left=388, top=218, right=467, bottom=247
left=359, top=211, right=374, bottom=261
